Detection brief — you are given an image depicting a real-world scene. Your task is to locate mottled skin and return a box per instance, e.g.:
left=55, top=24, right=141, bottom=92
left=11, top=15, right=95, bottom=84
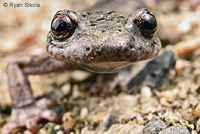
left=3, top=9, right=161, bottom=134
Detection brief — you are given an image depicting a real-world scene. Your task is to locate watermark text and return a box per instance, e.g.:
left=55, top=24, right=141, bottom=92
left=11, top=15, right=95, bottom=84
left=3, top=2, right=40, bottom=8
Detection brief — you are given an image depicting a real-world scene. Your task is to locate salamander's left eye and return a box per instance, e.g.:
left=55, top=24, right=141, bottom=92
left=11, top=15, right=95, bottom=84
left=136, top=10, right=157, bottom=37
left=51, top=14, right=76, bottom=40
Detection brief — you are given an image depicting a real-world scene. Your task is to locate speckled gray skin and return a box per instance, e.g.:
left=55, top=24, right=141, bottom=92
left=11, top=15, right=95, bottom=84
left=46, top=9, right=161, bottom=73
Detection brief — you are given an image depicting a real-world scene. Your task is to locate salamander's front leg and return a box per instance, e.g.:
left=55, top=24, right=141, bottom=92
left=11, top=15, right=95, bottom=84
left=3, top=54, right=80, bottom=134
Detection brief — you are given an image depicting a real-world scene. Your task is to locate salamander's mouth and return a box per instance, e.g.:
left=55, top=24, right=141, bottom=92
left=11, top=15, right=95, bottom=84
left=79, top=62, right=132, bottom=73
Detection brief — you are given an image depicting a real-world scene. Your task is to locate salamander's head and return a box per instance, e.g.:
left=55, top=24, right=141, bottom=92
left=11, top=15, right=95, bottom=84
left=47, top=8, right=161, bottom=73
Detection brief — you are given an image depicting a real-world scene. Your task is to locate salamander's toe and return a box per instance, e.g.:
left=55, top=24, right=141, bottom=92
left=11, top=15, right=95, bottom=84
left=2, top=104, right=60, bottom=134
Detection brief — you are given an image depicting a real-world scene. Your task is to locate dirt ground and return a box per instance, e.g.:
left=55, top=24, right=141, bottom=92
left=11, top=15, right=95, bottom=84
left=0, top=0, right=200, bottom=133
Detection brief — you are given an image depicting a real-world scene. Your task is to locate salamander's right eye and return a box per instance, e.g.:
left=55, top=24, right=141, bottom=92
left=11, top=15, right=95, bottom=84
left=51, top=14, right=77, bottom=40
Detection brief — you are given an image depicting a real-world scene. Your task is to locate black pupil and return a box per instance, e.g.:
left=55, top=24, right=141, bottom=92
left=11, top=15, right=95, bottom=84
left=142, top=15, right=156, bottom=30
left=52, top=19, right=68, bottom=33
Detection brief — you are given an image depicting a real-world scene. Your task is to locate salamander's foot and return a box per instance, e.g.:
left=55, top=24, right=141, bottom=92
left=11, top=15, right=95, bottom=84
left=90, top=74, right=118, bottom=96
left=91, top=71, right=129, bottom=96
left=2, top=103, right=60, bottom=134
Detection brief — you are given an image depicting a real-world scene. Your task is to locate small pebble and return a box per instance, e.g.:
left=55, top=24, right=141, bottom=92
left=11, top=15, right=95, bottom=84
left=160, top=88, right=178, bottom=103
left=140, top=86, right=152, bottom=104
left=197, top=77, right=200, bottom=85
left=72, top=84, right=81, bottom=98
left=191, top=130, right=198, bottom=134
left=38, top=128, right=48, bottom=134
left=175, top=59, right=186, bottom=72
left=62, top=112, right=75, bottom=132
left=178, top=82, right=189, bottom=99
left=24, top=131, right=32, bottom=134
left=106, top=124, right=144, bottom=134
left=159, top=125, right=190, bottom=134
left=61, top=83, right=71, bottom=95
left=193, top=103, right=200, bottom=118
left=56, top=131, right=64, bottom=134
left=54, top=125, right=61, bottom=131
left=195, top=118, right=200, bottom=132
left=71, top=70, right=91, bottom=82
left=81, top=127, right=95, bottom=134
left=80, top=107, right=89, bottom=119
left=143, top=116, right=167, bottom=134
left=91, top=112, right=105, bottom=124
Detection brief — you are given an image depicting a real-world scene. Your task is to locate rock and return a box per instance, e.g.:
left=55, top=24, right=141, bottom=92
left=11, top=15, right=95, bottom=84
left=54, top=125, right=61, bottom=131
left=61, top=83, right=71, bottom=96
left=62, top=112, right=75, bottom=132
left=56, top=130, right=64, bottom=134
left=143, top=117, right=167, bottom=134
left=71, top=70, right=92, bottom=82
left=80, top=107, right=89, bottom=119
left=196, top=119, right=200, bottom=132
left=140, top=86, right=152, bottom=104
left=91, top=112, right=106, bottom=124
left=159, top=125, right=190, bottom=134
left=105, top=124, right=144, bottom=134
left=24, top=130, right=32, bottom=134
left=193, top=103, right=200, bottom=118
left=72, top=84, right=81, bottom=98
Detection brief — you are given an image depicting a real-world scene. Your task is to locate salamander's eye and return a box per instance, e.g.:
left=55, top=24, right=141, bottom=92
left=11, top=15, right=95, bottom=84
left=51, top=14, right=76, bottom=40
left=136, top=10, right=157, bottom=38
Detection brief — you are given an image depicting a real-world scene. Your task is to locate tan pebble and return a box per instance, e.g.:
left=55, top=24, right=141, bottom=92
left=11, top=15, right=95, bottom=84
left=178, top=87, right=187, bottom=99
left=71, top=70, right=92, bottom=82
left=140, top=86, right=152, bottom=104
left=24, top=131, right=32, bottom=134
left=54, top=125, right=61, bottom=131
left=191, top=130, right=198, bottom=134
left=193, top=103, right=200, bottom=118
left=164, top=111, right=179, bottom=123
left=81, top=127, right=95, bottom=134
left=72, top=85, right=81, bottom=98
left=61, top=84, right=71, bottom=95
left=177, top=21, right=191, bottom=33
left=62, top=112, right=75, bottom=132
left=127, top=121, right=135, bottom=124
left=178, top=82, right=190, bottom=99
left=0, top=115, right=4, bottom=126
left=56, top=131, right=64, bottom=134
left=193, top=69, right=200, bottom=77
left=91, top=112, right=106, bottom=124
left=161, top=88, right=178, bottom=103
left=105, top=124, right=144, bottom=134
left=0, top=39, right=18, bottom=53
left=175, top=59, right=186, bottom=72
left=136, top=114, right=144, bottom=125
left=197, top=77, right=200, bottom=85
left=54, top=72, right=71, bottom=85
left=196, top=119, right=200, bottom=132
left=39, top=128, right=48, bottom=134
left=160, top=97, right=170, bottom=106
left=80, top=107, right=89, bottom=119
